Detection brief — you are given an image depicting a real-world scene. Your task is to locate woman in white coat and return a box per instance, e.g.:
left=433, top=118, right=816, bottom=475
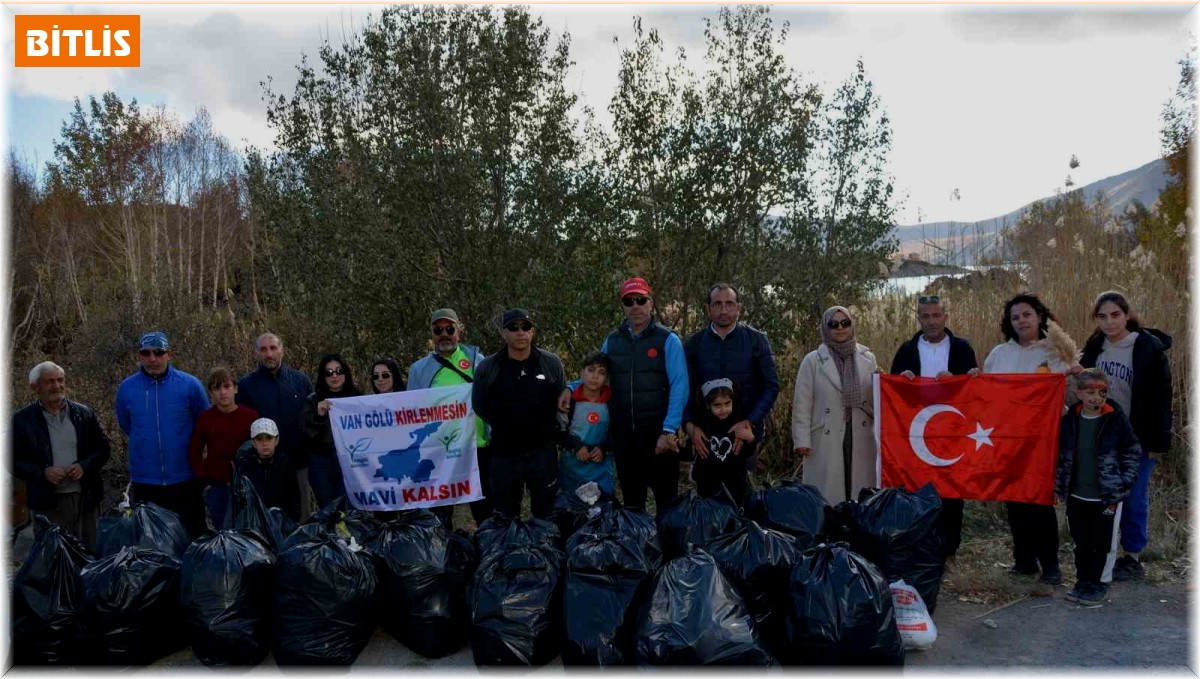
left=791, top=306, right=880, bottom=504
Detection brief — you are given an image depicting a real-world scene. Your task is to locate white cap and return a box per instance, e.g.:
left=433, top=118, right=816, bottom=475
left=250, top=418, right=279, bottom=439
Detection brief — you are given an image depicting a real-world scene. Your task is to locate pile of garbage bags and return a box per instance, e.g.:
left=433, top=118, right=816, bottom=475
left=11, top=481, right=948, bottom=667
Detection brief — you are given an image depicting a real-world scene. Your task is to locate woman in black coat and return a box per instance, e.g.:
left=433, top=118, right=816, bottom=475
left=300, top=353, right=362, bottom=510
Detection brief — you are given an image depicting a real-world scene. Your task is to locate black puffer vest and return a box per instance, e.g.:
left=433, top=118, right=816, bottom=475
left=605, top=320, right=671, bottom=432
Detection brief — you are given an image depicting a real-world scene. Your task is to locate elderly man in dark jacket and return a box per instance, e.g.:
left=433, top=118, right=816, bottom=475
left=11, top=361, right=111, bottom=548
left=889, top=294, right=979, bottom=559
left=682, top=283, right=780, bottom=472
left=237, top=332, right=314, bottom=518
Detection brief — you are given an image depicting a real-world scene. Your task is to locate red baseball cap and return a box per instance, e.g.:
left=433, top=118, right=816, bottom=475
left=619, top=277, right=652, bottom=298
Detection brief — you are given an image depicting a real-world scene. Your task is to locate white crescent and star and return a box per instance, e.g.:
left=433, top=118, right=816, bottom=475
left=908, top=404, right=994, bottom=467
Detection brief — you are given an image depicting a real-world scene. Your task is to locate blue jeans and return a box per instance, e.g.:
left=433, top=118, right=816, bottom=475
left=204, top=483, right=230, bottom=530
left=1120, top=455, right=1157, bottom=553
left=307, top=453, right=346, bottom=513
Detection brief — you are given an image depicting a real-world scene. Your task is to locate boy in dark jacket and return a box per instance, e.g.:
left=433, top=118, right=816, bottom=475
left=1055, top=369, right=1142, bottom=605
left=234, top=418, right=301, bottom=521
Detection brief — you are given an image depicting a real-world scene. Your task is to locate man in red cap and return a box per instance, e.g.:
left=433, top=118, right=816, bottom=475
left=584, top=277, right=689, bottom=513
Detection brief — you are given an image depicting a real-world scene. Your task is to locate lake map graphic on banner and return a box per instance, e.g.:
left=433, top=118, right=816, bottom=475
left=329, top=384, right=481, bottom=511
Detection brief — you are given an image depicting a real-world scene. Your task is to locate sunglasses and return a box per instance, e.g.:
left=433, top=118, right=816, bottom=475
left=139, top=349, right=167, bottom=357
left=432, top=325, right=456, bottom=336
left=324, top=367, right=346, bottom=377
left=622, top=296, right=650, bottom=307
left=918, top=295, right=941, bottom=305
left=372, top=372, right=392, bottom=381
left=826, top=319, right=853, bottom=330
left=505, top=322, right=533, bottom=332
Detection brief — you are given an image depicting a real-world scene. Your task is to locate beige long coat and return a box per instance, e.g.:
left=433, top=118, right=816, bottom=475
left=790, top=343, right=879, bottom=504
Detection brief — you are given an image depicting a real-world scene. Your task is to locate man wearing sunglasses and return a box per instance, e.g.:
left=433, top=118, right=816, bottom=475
left=888, top=294, right=980, bottom=561
left=407, top=308, right=493, bottom=526
left=591, top=277, right=689, bottom=514
left=472, top=309, right=581, bottom=519
left=237, top=332, right=315, bottom=519
left=115, top=331, right=210, bottom=538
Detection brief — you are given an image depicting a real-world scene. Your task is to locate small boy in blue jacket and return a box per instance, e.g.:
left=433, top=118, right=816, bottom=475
left=1056, top=368, right=1142, bottom=605
left=559, top=352, right=615, bottom=497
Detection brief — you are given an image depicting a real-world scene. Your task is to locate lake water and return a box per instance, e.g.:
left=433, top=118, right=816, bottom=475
left=877, top=265, right=993, bottom=297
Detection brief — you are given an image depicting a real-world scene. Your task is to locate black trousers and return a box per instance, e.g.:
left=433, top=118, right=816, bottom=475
left=1067, top=496, right=1120, bottom=585
left=942, top=498, right=964, bottom=557
left=489, top=443, right=558, bottom=520
left=131, top=479, right=207, bottom=540
left=691, top=444, right=753, bottom=507
left=612, top=427, right=679, bottom=513
left=1005, top=500, right=1060, bottom=572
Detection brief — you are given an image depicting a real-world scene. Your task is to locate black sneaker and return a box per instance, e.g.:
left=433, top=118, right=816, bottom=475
left=1113, top=555, right=1144, bottom=582
left=1040, top=569, right=1064, bottom=585
left=1077, top=582, right=1108, bottom=606
left=1064, top=585, right=1084, bottom=603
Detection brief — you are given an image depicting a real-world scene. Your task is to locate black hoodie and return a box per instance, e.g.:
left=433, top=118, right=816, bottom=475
left=235, top=441, right=301, bottom=521
left=1080, top=328, right=1173, bottom=454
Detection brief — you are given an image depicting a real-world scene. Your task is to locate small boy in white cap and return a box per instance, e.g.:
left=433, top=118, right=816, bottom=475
left=234, top=418, right=301, bottom=521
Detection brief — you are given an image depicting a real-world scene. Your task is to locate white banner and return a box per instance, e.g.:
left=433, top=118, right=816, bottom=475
left=329, top=385, right=481, bottom=511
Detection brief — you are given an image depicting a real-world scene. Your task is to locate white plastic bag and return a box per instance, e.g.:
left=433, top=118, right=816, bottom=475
left=889, top=579, right=937, bottom=650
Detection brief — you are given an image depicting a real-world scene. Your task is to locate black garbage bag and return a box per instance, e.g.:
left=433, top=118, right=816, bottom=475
left=366, top=510, right=479, bottom=658
left=95, top=501, right=192, bottom=559
left=635, top=549, right=772, bottom=666
left=746, top=480, right=828, bottom=549
left=655, top=491, right=742, bottom=559
left=226, top=472, right=296, bottom=552
left=11, top=516, right=94, bottom=665
left=468, top=520, right=566, bottom=666
left=180, top=530, right=276, bottom=665
left=474, top=514, right=561, bottom=557
left=834, top=484, right=945, bottom=612
left=77, top=546, right=185, bottom=665
left=703, top=519, right=797, bottom=655
left=781, top=543, right=903, bottom=666
left=273, top=529, right=377, bottom=665
left=549, top=490, right=616, bottom=542
left=305, top=495, right=381, bottom=545
left=562, top=508, right=663, bottom=666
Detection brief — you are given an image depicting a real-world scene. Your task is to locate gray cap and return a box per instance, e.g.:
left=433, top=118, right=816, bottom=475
left=431, top=308, right=460, bottom=325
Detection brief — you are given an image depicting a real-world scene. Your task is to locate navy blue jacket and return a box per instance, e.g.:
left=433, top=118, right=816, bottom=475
left=1080, top=328, right=1173, bottom=454
left=236, top=363, right=313, bottom=468
left=682, top=323, right=779, bottom=440
left=889, top=328, right=979, bottom=377
left=1055, top=401, right=1142, bottom=504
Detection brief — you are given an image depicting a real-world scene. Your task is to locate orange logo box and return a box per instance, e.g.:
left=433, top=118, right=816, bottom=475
left=15, top=15, right=140, bottom=67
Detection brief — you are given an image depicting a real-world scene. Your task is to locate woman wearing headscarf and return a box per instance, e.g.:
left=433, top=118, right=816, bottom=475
left=300, top=353, right=362, bottom=510
left=790, top=306, right=880, bottom=504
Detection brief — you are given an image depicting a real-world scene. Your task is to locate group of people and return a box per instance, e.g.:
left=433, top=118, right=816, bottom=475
left=11, top=277, right=1172, bottom=603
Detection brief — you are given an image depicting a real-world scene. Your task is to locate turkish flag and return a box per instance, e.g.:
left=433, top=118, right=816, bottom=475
left=873, top=373, right=1066, bottom=505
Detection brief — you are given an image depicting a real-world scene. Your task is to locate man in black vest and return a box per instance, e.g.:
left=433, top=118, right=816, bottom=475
left=889, top=294, right=980, bottom=559
left=596, top=277, right=690, bottom=513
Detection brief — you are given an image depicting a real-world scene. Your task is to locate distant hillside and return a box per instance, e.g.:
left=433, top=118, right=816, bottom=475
left=894, top=158, right=1168, bottom=264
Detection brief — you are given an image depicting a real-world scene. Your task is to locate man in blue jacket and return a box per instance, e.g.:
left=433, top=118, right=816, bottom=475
left=683, top=283, right=780, bottom=473
left=407, top=308, right=492, bottom=527
left=236, top=332, right=314, bottom=518
left=115, top=331, right=210, bottom=537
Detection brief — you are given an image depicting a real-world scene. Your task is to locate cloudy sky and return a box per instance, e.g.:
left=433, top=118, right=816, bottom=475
left=3, top=3, right=1193, bottom=224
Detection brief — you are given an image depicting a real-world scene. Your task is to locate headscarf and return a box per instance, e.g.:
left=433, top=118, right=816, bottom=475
left=821, top=306, right=861, bottom=421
